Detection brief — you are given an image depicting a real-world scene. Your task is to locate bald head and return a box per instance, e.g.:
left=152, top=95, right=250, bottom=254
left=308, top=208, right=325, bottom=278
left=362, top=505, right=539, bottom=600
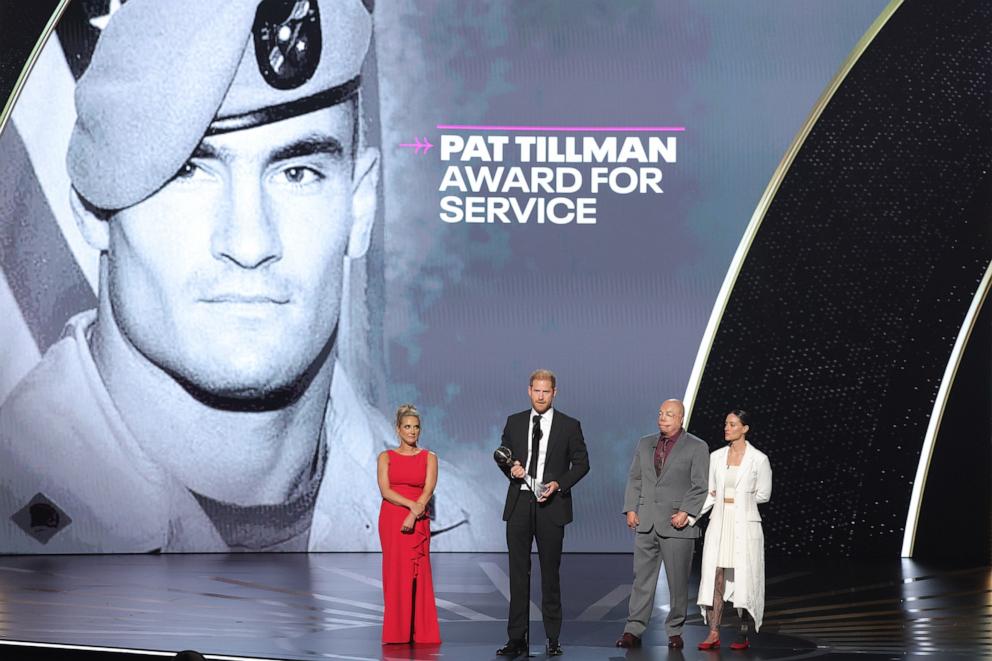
left=657, top=399, right=685, bottom=438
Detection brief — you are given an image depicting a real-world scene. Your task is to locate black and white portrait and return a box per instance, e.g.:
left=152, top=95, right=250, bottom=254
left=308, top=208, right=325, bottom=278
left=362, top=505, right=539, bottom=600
left=0, top=0, right=481, bottom=552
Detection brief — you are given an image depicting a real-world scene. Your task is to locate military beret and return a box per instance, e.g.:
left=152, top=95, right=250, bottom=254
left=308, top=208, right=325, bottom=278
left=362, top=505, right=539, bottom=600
left=67, top=0, right=372, bottom=210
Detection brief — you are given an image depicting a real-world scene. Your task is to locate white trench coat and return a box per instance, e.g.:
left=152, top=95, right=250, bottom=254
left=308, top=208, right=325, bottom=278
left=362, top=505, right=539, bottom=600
left=696, top=443, right=772, bottom=631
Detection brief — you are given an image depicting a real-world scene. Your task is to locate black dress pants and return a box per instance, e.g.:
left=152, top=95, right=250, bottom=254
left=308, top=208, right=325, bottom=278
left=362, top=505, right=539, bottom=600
left=505, top=491, right=565, bottom=642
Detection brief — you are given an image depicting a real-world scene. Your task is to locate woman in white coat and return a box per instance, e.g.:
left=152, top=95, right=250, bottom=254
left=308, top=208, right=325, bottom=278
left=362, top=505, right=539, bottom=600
left=696, top=409, right=772, bottom=651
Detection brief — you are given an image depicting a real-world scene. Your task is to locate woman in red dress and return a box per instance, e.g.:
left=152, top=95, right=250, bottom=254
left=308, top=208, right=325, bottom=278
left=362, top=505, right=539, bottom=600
left=377, top=404, right=442, bottom=644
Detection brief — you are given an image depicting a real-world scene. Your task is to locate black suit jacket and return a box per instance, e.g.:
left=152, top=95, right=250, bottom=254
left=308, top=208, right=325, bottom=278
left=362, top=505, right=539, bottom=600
left=498, top=409, right=590, bottom=525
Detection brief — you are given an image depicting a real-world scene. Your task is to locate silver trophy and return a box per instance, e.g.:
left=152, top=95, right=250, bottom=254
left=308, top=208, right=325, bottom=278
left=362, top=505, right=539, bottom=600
left=493, top=446, right=547, bottom=499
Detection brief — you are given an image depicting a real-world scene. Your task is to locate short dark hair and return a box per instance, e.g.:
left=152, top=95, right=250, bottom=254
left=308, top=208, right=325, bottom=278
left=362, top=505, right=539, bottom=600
left=174, top=652, right=207, bottom=661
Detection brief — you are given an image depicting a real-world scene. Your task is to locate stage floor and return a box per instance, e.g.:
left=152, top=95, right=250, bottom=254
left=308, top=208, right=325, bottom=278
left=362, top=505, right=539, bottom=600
left=0, top=553, right=987, bottom=660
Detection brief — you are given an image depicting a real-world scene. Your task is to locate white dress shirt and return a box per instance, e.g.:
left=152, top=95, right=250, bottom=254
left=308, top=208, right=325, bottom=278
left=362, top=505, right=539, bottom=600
left=521, top=408, right=554, bottom=491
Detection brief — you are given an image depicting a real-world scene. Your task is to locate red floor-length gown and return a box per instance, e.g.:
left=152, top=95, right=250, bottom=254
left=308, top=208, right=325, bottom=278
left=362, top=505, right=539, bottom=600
left=379, top=449, right=441, bottom=644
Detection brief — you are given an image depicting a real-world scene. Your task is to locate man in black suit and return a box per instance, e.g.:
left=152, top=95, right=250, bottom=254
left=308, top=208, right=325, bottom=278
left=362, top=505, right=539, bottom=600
left=496, top=369, right=590, bottom=657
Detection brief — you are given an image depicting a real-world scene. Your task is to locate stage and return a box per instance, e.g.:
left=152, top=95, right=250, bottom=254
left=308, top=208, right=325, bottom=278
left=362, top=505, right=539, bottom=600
left=0, top=553, right=986, bottom=660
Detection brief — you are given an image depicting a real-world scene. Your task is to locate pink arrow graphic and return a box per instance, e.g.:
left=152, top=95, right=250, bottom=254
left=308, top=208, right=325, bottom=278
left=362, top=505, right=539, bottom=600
left=398, top=136, right=433, bottom=154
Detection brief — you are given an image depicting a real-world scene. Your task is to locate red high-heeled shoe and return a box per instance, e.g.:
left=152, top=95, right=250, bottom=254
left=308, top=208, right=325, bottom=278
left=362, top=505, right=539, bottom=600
left=697, top=639, right=721, bottom=650
left=730, top=638, right=750, bottom=650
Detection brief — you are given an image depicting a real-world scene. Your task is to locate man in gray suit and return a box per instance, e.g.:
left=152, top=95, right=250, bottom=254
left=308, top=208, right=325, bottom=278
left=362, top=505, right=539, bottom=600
left=616, top=399, right=709, bottom=649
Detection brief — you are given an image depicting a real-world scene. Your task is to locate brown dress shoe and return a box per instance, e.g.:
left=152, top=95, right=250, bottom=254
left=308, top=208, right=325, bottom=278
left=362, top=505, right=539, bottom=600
left=615, top=632, right=641, bottom=648
left=668, top=634, right=684, bottom=648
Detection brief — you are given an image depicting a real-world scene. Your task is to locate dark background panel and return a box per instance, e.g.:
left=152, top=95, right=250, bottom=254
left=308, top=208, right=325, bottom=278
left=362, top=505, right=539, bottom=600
left=914, top=285, right=991, bottom=564
left=0, top=0, right=62, bottom=114
left=689, top=0, right=992, bottom=558
left=53, top=0, right=112, bottom=80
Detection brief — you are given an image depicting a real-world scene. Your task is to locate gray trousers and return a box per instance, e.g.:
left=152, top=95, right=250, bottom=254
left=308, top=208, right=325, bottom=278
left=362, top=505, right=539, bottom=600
left=624, top=531, right=694, bottom=637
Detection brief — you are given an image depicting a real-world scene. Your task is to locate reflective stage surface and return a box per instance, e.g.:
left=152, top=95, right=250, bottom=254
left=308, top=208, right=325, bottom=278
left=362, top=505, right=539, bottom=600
left=0, top=553, right=987, bottom=660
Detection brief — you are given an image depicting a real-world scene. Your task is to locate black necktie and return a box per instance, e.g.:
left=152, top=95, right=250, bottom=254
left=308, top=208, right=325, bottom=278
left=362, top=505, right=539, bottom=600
left=529, top=414, right=543, bottom=479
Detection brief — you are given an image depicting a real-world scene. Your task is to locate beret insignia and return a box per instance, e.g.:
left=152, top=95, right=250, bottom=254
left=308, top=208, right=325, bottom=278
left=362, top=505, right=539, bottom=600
left=253, top=0, right=322, bottom=90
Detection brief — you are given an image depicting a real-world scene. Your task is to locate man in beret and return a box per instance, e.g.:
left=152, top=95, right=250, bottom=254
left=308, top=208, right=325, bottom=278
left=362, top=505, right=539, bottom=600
left=0, top=0, right=477, bottom=552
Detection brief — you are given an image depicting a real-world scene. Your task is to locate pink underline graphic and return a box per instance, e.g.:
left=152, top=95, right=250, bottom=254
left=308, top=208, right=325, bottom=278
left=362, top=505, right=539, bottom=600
left=436, top=124, right=685, bottom=132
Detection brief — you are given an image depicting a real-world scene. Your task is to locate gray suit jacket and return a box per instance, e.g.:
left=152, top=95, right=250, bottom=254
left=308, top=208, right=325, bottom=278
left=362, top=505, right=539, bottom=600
left=622, top=430, right=709, bottom=538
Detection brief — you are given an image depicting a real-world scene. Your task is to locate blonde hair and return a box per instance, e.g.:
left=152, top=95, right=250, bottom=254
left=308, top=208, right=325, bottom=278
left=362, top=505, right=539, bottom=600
left=529, top=369, right=557, bottom=389
left=395, top=403, right=421, bottom=428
